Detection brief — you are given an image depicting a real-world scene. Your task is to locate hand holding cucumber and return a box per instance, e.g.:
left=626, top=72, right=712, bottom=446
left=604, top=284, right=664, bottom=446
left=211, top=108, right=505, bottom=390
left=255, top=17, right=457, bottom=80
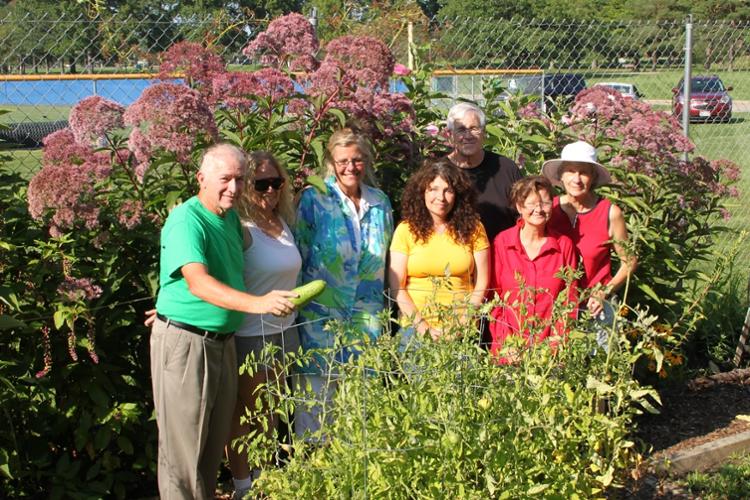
left=290, top=280, right=327, bottom=308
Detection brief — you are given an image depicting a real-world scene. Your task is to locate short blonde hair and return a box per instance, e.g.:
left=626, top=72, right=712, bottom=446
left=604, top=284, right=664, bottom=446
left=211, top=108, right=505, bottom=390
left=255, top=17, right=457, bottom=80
left=324, top=128, right=377, bottom=186
left=235, top=151, right=295, bottom=225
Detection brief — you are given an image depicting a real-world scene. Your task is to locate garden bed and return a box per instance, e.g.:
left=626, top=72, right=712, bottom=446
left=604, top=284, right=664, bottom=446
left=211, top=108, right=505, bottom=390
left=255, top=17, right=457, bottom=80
left=621, top=368, right=750, bottom=498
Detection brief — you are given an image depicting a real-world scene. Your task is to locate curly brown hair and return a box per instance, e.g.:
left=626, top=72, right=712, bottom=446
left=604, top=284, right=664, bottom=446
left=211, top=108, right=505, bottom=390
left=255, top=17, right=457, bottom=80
left=400, top=158, right=480, bottom=246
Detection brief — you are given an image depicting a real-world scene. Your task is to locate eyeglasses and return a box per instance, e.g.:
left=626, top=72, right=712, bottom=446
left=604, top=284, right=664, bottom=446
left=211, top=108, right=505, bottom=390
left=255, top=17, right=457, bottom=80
left=334, top=158, right=366, bottom=168
left=523, top=201, right=553, bottom=211
left=453, top=126, right=483, bottom=136
left=254, top=177, right=285, bottom=192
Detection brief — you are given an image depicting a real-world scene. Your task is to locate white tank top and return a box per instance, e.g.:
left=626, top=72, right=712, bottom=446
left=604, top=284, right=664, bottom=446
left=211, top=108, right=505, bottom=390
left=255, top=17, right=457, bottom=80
left=236, top=219, right=302, bottom=337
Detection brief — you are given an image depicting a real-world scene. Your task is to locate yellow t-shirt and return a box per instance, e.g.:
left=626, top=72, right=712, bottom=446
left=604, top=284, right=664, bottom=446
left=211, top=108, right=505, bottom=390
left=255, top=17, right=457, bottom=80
left=390, top=222, right=489, bottom=322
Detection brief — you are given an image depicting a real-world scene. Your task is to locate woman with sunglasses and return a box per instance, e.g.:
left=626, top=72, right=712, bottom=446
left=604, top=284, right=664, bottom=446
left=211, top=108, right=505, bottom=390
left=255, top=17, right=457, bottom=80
left=226, top=151, right=301, bottom=498
left=490, top=176, right=578, bottom=363
left=293, top=128, right=393, bottom=438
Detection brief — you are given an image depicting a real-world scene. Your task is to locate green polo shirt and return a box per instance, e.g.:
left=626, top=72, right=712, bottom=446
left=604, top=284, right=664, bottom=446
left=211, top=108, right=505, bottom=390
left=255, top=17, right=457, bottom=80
left=155, top=196, right=245, bottom=333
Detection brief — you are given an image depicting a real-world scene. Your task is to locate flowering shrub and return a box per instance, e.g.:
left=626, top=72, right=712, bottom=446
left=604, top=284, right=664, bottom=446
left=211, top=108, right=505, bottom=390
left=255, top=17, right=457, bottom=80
left=68, top=96, right=125, bottom=145
left=27, top=129, right=112, bottom=234
left=123, top=82, right=217, bottom=174
left=243, top=13, right=319, bottom=72
left=157, top=40, right=225, bottom=90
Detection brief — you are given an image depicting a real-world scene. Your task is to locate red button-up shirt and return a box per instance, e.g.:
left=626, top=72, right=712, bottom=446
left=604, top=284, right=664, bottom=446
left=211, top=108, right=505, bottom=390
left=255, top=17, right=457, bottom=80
left=490, top=220, right=578, bottom=359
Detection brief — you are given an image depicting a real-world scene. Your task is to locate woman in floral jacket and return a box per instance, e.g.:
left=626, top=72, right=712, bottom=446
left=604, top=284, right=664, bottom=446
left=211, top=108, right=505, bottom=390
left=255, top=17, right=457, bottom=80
left=293, top=128, right=393, bottom=438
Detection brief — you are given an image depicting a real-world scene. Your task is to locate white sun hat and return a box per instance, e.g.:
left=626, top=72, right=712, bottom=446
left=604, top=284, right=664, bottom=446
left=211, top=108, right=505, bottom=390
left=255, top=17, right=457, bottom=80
left=541, top=141, right=612, bottom=188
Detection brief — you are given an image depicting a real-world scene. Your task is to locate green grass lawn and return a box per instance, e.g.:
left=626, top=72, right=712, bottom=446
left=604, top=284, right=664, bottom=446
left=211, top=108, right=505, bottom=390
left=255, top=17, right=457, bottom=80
left=586, top=69, right=750, bottom=102
left=1, top=105, right=71, bottom=123
left=680, top=453, right=750, bottom=499
left=1, top=148, right=43, bottom=179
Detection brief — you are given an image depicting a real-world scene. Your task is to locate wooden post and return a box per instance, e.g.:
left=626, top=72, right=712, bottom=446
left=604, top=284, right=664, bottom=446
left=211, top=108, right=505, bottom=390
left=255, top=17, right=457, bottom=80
left=407, top=22, right=414, bottom=71
left=733, top=306, right=750, bottom=367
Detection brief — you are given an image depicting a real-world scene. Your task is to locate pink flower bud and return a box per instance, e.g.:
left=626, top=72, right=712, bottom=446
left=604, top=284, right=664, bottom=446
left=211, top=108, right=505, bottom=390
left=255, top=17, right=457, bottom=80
left=393, top=63, right=411, bottom=76
left=424, top=124, right=439, bottom=136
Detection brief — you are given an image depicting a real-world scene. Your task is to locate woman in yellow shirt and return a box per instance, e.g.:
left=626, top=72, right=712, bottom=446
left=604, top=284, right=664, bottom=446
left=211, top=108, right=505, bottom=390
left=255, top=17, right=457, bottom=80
left=389, top=159, right=490, bottom=344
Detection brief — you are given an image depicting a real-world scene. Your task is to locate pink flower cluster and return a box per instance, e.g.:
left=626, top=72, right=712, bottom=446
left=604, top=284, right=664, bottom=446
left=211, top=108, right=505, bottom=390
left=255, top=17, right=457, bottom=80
left=69, top=96, right=125, bottom=145
left=158, top=41, right=226, bottom=90
left=243, top=13, right=319, bottom=72
left=57, top=276, right=103, bottom=303
left=319, top=36, right=395, bottom=89
left=118, top=200, right=144, bottom=229
left=124, top=83, right=218, bottom=172
left=304, top=35, right=412, bottom=137
left=566, top=86, right=740, bottom=216
left=211, top=68, right=295, bottom=111
left=570, top=87, right=694, bottom=155
left=28, top=128, right=112, bottom=235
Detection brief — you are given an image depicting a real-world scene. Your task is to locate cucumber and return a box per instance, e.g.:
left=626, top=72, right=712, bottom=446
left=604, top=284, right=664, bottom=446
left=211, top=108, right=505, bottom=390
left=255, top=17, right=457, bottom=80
left=290, top=279, right=327, bottom=308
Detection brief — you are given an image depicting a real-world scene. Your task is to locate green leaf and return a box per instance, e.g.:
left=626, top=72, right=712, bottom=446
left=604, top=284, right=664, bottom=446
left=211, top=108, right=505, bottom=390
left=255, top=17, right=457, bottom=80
left=165, top=191, right=183, bottom=211
left=306, top=175, right=327, bottom=194
left=653, top=348, right=664, bottom=373
left=94, top=427, right=111, bottom=451
left=53, top=309, right=65, bottom=330
left=328, top=108, right=347, bottom=127
left=117, top=436, right=134, bottom=455
left=527, top=483, right=550, bottom=495
left=88, top=384, right=109, bottom=408
left=637, top=283, right=662, bottom=303
left=0, top=448, right=11, bottom=479
left=586, top=375, right=614, bottom=395
left=220, top=129, right=243, bottom=146
left=310, top=137, right=325, bottom=170
left=0, top=314, right=26, bottom=330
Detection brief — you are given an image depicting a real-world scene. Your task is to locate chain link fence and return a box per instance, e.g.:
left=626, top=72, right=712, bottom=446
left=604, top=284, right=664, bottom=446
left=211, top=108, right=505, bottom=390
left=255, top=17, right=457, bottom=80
left=2, top=12, right=746, bottom=277
left=0, top=13, right=747, bottom=277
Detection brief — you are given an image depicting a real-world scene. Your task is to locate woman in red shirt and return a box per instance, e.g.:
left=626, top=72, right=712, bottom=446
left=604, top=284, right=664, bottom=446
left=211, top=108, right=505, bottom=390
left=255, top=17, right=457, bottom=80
left=490, top=176, right=578, bottom=362
left=542, top=141, right=637, bottom=344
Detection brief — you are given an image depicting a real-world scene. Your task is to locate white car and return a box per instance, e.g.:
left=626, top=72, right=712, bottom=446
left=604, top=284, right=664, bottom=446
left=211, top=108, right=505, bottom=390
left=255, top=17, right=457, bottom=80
left=593, top=82, right=643, bottom=100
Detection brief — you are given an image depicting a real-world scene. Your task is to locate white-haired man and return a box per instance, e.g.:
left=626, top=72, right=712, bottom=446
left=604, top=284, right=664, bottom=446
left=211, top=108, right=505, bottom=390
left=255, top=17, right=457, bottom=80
left=446, top=102, right=523, bottom=242
left=150, top=143, right=296, bottom=499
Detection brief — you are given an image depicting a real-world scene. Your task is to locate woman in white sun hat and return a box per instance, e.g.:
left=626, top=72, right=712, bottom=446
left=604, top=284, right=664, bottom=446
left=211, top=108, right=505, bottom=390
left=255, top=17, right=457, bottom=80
left=542, top=141, right=637, bottom=345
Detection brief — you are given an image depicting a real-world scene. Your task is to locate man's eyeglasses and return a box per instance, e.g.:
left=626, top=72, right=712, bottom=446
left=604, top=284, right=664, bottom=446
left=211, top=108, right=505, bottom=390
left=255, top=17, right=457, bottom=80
left=254, top=177, right=285, bottom=192
left=453, top=126, right=483, bottom=136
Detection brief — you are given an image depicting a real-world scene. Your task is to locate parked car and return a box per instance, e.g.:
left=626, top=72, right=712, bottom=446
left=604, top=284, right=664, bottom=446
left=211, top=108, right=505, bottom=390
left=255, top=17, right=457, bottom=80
left=672, top=75, right=733, bottom=122
left=542, top=73, right=587, bottom=112
left=506, top=73, right=587, bottom=112
left=593, top=82, right=643, bottom=100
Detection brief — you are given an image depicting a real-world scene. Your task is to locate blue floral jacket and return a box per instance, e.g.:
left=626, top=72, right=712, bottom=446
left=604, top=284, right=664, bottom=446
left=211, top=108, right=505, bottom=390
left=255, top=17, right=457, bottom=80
left=294, top=176, right=393, bottom=373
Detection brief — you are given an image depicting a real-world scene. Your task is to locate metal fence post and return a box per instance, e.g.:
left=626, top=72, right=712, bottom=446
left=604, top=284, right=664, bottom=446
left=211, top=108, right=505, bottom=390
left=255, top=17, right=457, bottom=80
left=682, top=15, right=693, bottom=160
left=308, top=7, right=318, bottom=35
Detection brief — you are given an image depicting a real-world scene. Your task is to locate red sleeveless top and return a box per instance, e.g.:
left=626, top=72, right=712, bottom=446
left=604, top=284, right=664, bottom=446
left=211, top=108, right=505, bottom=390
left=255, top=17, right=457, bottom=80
left=549, top=196, right=612, bottom=289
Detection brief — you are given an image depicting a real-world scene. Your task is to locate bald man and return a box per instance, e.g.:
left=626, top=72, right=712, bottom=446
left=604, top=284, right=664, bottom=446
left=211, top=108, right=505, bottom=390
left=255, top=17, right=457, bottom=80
left=150, top=143, right=296, bottom=499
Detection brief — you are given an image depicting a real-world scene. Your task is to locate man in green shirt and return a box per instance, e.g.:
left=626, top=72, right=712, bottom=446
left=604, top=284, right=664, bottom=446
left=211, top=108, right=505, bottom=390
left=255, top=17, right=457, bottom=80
left=150, top=143, right=296, bottom=499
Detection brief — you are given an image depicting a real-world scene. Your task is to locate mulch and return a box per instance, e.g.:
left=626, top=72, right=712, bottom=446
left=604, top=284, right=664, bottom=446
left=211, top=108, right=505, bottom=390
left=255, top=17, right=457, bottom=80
left=615, top=368, right=750, bottom=498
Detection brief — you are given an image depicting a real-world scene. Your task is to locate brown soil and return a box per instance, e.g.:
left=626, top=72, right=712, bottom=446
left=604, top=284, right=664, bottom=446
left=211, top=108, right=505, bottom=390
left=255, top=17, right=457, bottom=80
left=616, top=368, right=750, bottom=498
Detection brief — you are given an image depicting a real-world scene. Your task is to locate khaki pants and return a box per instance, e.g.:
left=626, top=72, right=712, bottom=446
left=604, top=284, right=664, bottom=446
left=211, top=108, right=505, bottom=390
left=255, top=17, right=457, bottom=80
left=150, top=318, right=238, bottom=499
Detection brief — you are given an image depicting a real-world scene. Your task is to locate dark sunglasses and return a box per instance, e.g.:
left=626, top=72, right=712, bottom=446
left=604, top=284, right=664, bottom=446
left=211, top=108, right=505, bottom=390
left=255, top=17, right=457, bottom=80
left=254, top=177, right=285, bottom=192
